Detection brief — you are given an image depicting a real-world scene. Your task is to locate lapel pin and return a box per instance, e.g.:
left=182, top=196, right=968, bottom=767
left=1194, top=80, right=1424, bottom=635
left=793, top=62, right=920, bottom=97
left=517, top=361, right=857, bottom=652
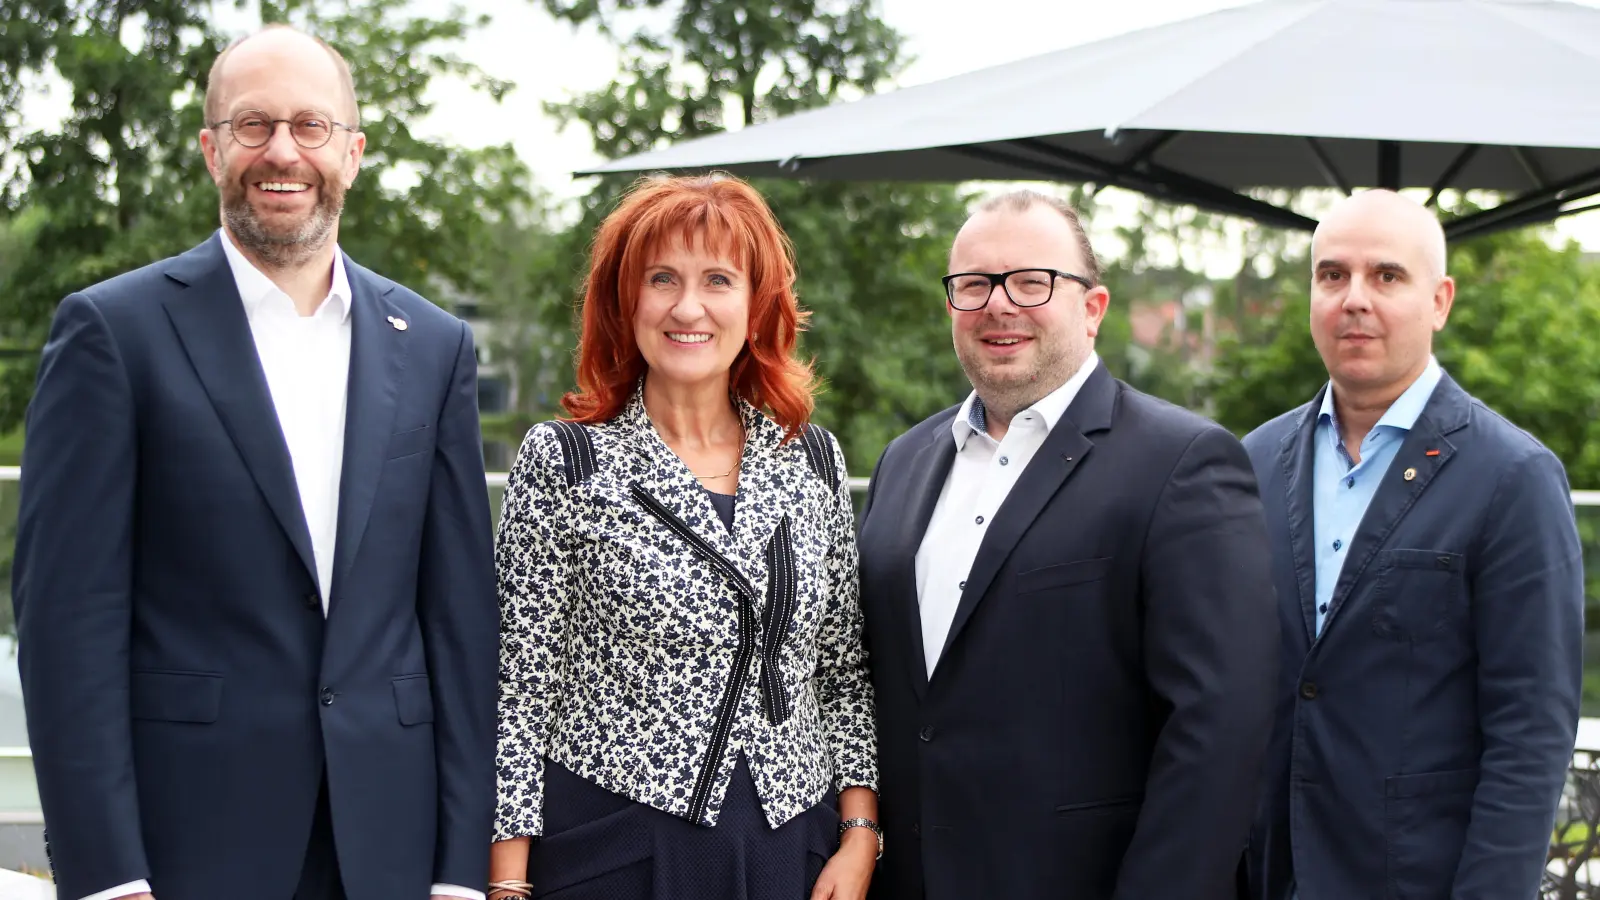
left=1403, top=467, right=1417, bottom=481
left=1425, top=449, right=1440, bottom=457
left=386, top=315, right=408, bottom=331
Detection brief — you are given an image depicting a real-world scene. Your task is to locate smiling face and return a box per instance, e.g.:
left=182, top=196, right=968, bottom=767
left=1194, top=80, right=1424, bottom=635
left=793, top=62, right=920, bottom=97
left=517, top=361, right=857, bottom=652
left=947, top=204, right=1109, bottom=422
left=632, top=232, right=751, bottom=394
left=1309, top=191, right=1454, bottom=403
left=200, top=29, right=364, bottom=270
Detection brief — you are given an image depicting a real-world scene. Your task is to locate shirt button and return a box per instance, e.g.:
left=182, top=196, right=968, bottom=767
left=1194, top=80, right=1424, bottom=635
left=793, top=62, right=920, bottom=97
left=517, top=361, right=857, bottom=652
left=959, top=580, right=966, bottom=590
left=999, top=456, right=1009, bottom=466
left=919, top=726, right=936, bottom=742
left=320, top=687, right=335, bottom=706
left=1319, top=603, right=1328, bottom=614
left=1333, top=539, right=1343, bottom=551
left=975, top=516, right=985, bottom=525
left=1346, top=477, right=1355, bottom=488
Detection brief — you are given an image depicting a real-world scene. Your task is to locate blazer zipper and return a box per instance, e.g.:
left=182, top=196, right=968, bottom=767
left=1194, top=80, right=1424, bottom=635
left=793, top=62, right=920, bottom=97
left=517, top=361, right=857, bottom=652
left=629, top=483, right=765, bottom=824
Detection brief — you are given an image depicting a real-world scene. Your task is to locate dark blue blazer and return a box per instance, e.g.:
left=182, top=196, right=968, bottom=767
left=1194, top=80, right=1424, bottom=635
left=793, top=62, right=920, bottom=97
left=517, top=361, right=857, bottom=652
left=1241, top=372, right=1584, bottom=900
left=858, top=362, right=1279, bottom=900
left=12, top=233, right=501, bottom=900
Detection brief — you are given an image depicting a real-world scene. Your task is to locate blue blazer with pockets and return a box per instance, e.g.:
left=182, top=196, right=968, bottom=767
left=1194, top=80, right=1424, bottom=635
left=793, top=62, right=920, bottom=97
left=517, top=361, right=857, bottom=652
left=1241, top=371, right=1583, bottom=900
left=12, top=232, right=501, bottom=900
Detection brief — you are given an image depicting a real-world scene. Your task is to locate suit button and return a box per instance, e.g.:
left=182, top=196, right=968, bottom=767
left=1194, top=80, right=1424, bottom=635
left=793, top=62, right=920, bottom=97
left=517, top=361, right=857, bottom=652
left=1300, top=681, right=1318, bottom=700
left=919, top=725, right=935, bottom=742
left=305, top=592, right=320, bottom=610
left=320, top=687, right=335, bottom=706
left=912, top=823, right=921, bottom=838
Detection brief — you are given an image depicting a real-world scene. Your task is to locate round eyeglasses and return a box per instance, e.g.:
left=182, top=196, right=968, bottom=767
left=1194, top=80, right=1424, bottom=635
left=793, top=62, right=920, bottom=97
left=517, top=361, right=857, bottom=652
left=209, top=109, right=358, bottom=150
left=942, top=268, right=1094, bottom=311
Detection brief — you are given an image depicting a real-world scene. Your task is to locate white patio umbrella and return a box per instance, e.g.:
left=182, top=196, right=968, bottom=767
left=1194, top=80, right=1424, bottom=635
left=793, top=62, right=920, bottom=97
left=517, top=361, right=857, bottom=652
left=581, top=0, right=1600, bottom=239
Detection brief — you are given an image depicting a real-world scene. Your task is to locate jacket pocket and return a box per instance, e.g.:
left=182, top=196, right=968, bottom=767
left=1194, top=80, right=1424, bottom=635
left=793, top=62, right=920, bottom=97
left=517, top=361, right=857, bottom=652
left=1017, top=557, right=1113, bottom=595
left=1385, top=768, right=1476, bottom=899
left=392, top=674, right=434, bottom=725
left=1056, top=793, right=1142, bottom=815
left=386, top=425, right=432, bottom=461
left=131, top=670, right=223, bottom=723
left=1370, top=549, right=1465, bottom=642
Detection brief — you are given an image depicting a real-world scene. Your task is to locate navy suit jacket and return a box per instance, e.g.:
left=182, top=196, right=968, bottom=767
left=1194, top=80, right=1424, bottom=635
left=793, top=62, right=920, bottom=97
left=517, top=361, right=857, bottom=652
left=1241, top=372, right=1583, bottom=900
left=12, top=233, right=501, bottom=900
left=858, top=362, right=1279, bottom=900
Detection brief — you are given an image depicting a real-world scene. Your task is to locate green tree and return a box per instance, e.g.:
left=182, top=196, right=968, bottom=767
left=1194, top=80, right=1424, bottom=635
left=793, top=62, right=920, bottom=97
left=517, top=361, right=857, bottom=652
left=529, top=0, right=973, bottom=473
left=1209, top=223, right=1600, bottom=485
left=0, top=0, right=530, bottom=431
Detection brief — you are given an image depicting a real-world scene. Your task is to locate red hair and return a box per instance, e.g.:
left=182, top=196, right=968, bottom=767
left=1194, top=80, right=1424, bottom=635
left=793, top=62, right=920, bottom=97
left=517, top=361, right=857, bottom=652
left=562, top=173, right=817, bottom=438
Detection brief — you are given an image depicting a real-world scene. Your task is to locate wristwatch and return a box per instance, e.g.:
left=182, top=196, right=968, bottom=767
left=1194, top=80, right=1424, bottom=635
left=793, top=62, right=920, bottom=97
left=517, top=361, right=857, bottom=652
left=839, top=817, right=884, bottom=859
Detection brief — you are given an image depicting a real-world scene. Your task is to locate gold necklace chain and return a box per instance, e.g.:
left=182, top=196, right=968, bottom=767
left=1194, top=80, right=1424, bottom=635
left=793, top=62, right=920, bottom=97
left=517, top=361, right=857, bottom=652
left=691, top=424, right=745, bottom=480
left=693, top=461, right=740, bottom=480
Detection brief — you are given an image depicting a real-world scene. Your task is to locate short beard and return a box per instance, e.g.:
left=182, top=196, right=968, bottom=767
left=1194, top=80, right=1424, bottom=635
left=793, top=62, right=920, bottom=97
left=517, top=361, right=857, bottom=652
left=218, top=167, right=344, bottom=271
left=956, top=338, right=1083, bottom=429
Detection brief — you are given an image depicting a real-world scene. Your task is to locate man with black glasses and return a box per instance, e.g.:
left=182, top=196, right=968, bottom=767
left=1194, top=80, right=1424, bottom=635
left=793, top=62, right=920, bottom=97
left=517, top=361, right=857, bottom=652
left=12, top=24, right=498, bottom=900
left=856, top=190, right=1278, bottom=900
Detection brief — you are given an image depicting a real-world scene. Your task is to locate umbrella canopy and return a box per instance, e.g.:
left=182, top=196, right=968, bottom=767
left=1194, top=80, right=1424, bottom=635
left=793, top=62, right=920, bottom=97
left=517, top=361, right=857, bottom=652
left=582, top=0, right=1600, bottom=239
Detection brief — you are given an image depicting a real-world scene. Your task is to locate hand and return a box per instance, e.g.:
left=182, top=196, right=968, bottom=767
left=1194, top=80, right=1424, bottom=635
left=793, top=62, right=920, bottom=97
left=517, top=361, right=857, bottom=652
left=808, top=829, right=876, bottom=900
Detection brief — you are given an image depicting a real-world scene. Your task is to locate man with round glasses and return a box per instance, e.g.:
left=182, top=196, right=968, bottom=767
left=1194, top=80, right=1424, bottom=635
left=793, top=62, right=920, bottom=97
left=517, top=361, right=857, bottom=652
left=12, top=24, right=499, bottom=900
left=857, top=190, right=1278, bottom=899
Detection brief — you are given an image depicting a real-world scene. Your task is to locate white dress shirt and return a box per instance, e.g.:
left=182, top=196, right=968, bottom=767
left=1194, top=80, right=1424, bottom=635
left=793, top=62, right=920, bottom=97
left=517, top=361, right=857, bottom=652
left=221, top=228, right=351, bottom=607
left=914, top=352, right=1100, bottom=676
left=86, top=232, right=479, bottom=900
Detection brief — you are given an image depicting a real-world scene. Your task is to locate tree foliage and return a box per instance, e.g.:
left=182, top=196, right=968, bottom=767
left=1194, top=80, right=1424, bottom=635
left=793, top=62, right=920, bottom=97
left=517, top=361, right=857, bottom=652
left=523, top=0, right=972, bottom=473
left=0, top=0, right=530, bottom=431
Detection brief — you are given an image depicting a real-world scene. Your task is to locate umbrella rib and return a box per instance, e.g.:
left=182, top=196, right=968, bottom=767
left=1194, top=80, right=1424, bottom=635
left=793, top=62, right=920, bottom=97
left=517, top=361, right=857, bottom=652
left=943, top=143, right=1105, bottom=184
left=1425, top=145, right=1481, bottom=208
left=1445, top=164, right=1600, bottom=239
left=1304, top=138, right=1352, bottom=195
left=1008, top=137, right=1318, bottom=232
left=1511, top=146, right=1549, bottom=191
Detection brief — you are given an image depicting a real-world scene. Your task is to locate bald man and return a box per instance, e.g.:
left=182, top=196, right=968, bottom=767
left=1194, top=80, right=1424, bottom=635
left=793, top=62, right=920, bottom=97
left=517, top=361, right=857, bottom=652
left=1240, top=190, right=1583, bottom=900
left=12, top=25, right=498, bottom=900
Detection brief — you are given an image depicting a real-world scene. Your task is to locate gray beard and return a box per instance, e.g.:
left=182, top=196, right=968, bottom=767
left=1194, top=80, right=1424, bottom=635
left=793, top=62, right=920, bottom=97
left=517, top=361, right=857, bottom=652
left=219, top=180, right=342, bottom=271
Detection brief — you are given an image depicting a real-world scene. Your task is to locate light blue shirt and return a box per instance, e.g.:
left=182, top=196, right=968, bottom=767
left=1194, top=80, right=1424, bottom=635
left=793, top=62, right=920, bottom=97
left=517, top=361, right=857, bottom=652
left=1311, top=357, right=1442, bottom=636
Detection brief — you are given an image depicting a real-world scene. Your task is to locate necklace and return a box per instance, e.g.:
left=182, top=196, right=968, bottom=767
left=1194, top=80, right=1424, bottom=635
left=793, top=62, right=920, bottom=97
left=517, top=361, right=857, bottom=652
left=693, top=461, right=740, bottom=480
left=690, top=423, right=745, bottom=480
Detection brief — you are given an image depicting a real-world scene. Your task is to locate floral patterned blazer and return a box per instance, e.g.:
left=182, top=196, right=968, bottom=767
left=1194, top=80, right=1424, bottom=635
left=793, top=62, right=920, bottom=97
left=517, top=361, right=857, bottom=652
left=492, top=388, right=876, bottom=840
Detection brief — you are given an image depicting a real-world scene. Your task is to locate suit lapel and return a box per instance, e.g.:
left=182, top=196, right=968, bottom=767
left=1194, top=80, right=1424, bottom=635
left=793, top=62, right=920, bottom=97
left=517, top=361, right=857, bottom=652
left=730, top=403, right=790, bottom=576
left=328, top=260, right=408, bottom=610
left=937, top=364, right=1115, bottom=668
left=1319, top=375, right=1470, bottom=639
left=619, top=388, right=738, bottom=557
left=161, top=234, right=318, bottom=586
left=1278, top=394, right=1324, bottom=643
left=892, top=425, right=957, bottom=700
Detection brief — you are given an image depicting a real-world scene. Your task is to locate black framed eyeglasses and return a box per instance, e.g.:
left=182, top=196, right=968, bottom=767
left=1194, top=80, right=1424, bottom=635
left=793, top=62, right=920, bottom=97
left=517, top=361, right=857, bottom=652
left=209, top=109, right=358, bottom=149
left=942, top=268, right=1094, bottom=311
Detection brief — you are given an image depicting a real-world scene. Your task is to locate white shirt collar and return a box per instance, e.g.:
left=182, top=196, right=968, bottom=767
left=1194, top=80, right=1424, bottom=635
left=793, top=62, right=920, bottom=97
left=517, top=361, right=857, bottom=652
left=951, top=351, right=1100, bottom=450
left=218, top=228, right=352, bottom=323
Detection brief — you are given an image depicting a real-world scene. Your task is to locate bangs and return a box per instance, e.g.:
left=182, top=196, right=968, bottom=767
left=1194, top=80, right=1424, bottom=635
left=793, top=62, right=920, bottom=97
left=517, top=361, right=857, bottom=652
left=620, top=194, right=757, bottom=286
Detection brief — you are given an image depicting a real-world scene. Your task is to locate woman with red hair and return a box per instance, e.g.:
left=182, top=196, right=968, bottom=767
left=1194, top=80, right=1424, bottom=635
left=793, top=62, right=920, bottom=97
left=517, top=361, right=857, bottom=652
left=487, top=174, right=879, bottom=900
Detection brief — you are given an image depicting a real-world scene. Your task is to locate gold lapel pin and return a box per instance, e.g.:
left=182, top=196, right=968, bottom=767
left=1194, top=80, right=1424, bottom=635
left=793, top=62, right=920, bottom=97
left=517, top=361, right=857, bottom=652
left=386, top=315, right=408, bottom=331
left=1403, top=467, right=1417, bottom=481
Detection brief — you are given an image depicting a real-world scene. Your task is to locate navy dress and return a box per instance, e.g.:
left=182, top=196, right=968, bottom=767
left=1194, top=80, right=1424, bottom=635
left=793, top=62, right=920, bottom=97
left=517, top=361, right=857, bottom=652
left=528, top=489, right=841, bottom=899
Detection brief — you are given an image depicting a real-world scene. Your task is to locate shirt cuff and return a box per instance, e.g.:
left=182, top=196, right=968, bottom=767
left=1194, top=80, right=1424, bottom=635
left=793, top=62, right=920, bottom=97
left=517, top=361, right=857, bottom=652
left=80, top=880, right=151, bottom=900
left=431, top=884, right=485, bottom=900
